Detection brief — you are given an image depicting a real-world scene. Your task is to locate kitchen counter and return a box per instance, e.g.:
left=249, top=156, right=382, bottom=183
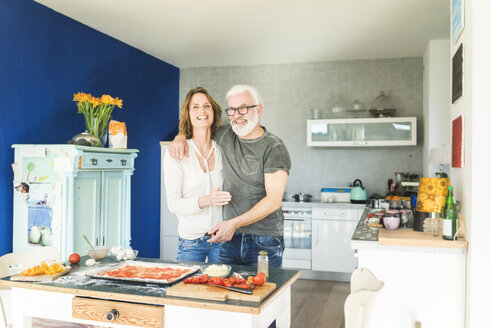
left=282, top=201, right=366, bottom=209
left=350, top=208, right=467, bottom=328
left=1, top=257, right=301, bottom=327
left=351, top=208, right=467, bottom=252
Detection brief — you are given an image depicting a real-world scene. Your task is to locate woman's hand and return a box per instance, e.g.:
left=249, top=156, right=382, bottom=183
left=199, top=187, right=231, bottom=208
left=168, top=134, right=188, bottom=161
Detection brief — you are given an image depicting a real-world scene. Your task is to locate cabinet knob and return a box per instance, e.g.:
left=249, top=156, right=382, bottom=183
left=106, top=309, right=119, bottom=321
left=106, top=159, right=113, bottom=163
left=91, top=158, right=98, bottom=165
left=121, top=159, right=127, bottom=166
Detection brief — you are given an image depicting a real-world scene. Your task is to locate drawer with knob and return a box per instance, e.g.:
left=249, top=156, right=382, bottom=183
left=72, top=297, right=164, bottom=327
left=79, top=153, right=134, bottom=170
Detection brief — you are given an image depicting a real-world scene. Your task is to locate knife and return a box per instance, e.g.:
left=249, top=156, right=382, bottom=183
left=208, top=284, right=253, bottom=295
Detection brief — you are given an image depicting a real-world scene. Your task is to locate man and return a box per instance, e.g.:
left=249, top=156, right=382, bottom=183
left=168, top=84, right=290, bottom=268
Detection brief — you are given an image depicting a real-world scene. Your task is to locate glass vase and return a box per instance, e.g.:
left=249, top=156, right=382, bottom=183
left=100, top=126, right=109, bottom=147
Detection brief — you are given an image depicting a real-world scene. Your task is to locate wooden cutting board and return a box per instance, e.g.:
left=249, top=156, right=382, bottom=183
left=10, top=267, right=71, bottom=282
left=166, top=282, right=276, bottom=302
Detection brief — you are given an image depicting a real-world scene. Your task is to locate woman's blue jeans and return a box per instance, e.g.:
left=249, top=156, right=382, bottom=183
left=176, top=236, right=221, bottom=263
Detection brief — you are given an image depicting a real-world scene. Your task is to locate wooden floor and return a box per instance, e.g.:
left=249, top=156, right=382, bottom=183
left=290, top=279, right=349, bottom=328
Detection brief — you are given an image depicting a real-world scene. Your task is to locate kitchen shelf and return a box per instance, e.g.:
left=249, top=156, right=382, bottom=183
left=307, top=117, right=417, bottom=147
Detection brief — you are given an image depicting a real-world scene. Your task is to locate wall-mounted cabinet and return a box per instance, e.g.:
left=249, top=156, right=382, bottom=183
left=307, top=117, right=417, bottom=147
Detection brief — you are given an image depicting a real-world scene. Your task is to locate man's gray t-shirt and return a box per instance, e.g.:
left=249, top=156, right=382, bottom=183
left=214, top=125, right=291, bottom=236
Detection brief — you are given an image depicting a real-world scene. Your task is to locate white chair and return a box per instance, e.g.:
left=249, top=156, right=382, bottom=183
left=344, top=267, right=384, bottom=328
left=0, top=246, right=60, bottom=328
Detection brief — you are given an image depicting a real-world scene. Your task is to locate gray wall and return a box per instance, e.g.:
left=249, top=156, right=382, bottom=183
left=180, top=57, right=423, bottom=201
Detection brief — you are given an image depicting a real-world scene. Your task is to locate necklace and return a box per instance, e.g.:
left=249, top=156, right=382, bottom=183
left=191, top=139, right=212, bottom=159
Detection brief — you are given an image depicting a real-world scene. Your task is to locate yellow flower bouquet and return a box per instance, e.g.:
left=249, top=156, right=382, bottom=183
left=73, top=92, right=123, bottom=146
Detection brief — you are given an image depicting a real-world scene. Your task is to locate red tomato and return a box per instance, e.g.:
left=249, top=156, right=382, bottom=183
left=68, top=253, right=80, bottom=264
left=252, top=272, right=266, bottom=286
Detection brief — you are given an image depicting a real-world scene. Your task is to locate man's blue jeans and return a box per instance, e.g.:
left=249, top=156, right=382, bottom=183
left=218, top=233, right=284, bottom=268
left=176, top=236, right=221, bottom=263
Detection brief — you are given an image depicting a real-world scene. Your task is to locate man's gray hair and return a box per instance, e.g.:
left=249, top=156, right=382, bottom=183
left=226, top=85, right=263, bottom=105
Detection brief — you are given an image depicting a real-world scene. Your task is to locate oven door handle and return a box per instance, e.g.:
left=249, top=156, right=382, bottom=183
left=284, top=218, right=310, bottom=222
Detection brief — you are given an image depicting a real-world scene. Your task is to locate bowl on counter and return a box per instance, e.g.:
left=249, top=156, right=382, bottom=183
left=87, top=246, right=110, bottom=260
left=112, top=249, right=138, bottom=261
left=383, top=217, right=400, bottom=230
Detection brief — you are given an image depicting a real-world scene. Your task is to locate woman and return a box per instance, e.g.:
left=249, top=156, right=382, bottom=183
left=164, top=87, right=231, bottom=263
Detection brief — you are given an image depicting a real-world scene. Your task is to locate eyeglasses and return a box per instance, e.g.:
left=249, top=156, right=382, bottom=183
left=225, top=105, right=257, bottom=116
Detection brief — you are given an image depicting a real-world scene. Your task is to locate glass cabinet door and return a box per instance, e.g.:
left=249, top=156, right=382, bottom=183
left=307, top=117, right=417, bottom=147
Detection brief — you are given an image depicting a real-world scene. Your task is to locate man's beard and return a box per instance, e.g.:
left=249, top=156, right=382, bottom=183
left=230, top=110, right=259, bottom=137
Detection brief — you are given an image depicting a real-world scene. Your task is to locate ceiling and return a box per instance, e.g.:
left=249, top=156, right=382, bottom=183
left=34, top=0, right=450, bottom=68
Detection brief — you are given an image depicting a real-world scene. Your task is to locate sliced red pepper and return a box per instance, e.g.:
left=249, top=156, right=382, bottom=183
left=235, top=283, right=251, bottom=289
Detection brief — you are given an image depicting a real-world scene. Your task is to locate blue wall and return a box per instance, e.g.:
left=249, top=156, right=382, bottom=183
left=0, top=0, right=179, bottom=257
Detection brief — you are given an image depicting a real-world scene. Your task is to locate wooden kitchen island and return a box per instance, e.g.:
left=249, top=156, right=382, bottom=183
left=0, top=258, right=301, bottom=328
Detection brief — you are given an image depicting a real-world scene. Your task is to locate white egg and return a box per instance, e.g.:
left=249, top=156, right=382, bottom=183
left=111, top=246, right=121, bottom=255
left=85, top=259, right=96, bottom=266
left=124, top=249, right=134, bottom=259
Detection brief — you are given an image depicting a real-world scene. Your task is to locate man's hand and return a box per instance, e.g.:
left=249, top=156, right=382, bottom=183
left=168, top=134, right=188, bottom=161
left=199, top=187, right=232, bottom=208
left=207, top=220, right=238, bottom=243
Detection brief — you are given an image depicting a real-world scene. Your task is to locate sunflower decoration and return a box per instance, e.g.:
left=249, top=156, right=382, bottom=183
left=416, top=177, right=449, bottom=213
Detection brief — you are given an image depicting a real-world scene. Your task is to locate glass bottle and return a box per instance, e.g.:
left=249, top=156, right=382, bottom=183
left=257, top=250, right=269, bottom=278
left=442, top=186, right=458, bottom=240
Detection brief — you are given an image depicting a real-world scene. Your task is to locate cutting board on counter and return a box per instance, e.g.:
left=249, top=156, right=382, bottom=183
left=166, top=282, right=277, bottom=302
left=10, top=267, right=71, bottom=282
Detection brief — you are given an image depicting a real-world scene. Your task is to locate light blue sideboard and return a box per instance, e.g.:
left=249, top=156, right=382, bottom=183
left=12, top=144, right=138, bottom=259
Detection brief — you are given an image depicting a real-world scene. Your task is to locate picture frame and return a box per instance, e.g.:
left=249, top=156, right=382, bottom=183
left=452, top=115, right=464, bottom=168
left=452, top=43, right=463, bottom=104
left=451, top=0, right=464, bottom=43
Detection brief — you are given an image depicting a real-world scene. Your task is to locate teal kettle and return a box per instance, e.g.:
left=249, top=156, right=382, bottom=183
left=350, top=179, right=367, bottom=204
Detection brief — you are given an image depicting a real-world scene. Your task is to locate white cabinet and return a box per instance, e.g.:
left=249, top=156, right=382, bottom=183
left=356, top=247, right=466, bottom=328
left=160, top=142, right=179, bottom=261
left=311, top=207, right=359, bottom=273
left=307, top=117, right=417, bottom=147
left=12, top=144, right=138, bottom=259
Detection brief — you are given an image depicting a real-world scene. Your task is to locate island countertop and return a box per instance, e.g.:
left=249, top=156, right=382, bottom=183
left=0, top=257, right=301, bottom=315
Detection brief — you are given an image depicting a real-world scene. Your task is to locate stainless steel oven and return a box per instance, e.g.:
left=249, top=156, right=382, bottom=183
left=282, top=206, right=312, bottom=269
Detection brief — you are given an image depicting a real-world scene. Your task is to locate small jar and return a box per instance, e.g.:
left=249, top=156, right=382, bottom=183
left=257, top=250, right=269, bottom=278
left=400, top=209, right=414, bottom=228
left=374, top=210, right=386, bottom=224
